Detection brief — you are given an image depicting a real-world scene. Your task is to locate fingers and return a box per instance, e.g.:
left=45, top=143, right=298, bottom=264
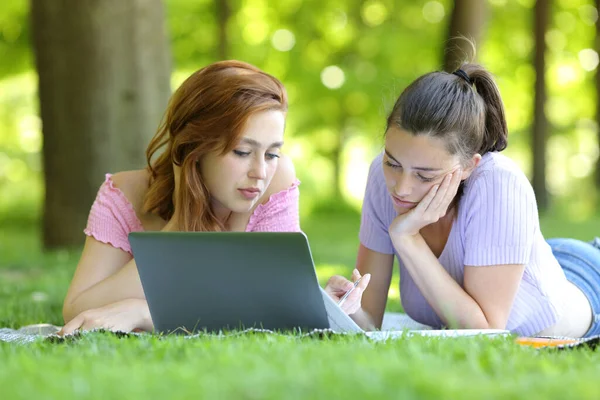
left=440, top=169, right=462, bottom=212
left=428, top=172, right=453, bottom=211
left=449, top=168, right=462, bottom=197
left=325, top=269, right=366, bottom=305
left=58, top=314, right=84, bottom=336
left=325, top=275, right=354, bottom=296
left=57, top=300, right=147, bottom=335
left=425, top=168, right=462, bottom=216
left=358, top=273, right=371, bottom=291
left=415, top=184, right=439, bottom=213
left=80, top=318, right=105, bottom=332
left=340, top=273, right=371, bottom=315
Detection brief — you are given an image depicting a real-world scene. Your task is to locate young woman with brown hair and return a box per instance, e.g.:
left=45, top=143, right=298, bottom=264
left=328, top=62, right=599, bottom=338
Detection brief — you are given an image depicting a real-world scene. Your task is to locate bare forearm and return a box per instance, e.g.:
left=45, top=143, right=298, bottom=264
left=64, top=259, right=145, bottom=322
left=392, top=234, right=490, bottom=329
left=350, top=308, right=377, bottom=331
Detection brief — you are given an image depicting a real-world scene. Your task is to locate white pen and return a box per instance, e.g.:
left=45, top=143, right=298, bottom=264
left=337, top=276, right=363, bottom=307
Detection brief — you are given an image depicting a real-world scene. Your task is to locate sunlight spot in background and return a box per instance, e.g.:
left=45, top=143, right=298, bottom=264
left=361, top=1, right=388, bottom=27
left=286, top=141, right=304, bottom=161
left=568, top=153, right=594, bottom=178
left=547, top=136, right=570, bottom=196
left=578, top=49, right=599, bottom=71
left=579, top=5, right=598, bottom=26
left=555, top=11, right=576, bottom=33
left=242, top=21, right=268, bottom=45
left=388, top=285, right=400, bottom=302
left=570, top=119, right=600, bottom=179
left=271, top=29, right=295, bottom=52
left=489, top=0, right=507, bottom=6
left=545, top=29, right=566, bottom=52
left=555, top=64, right=580, bottom=86
left=422, top=1, right=445, bottom=24
left=332, top=10, right=348, bottom=31
left=576, top=119, right=599, bottom=161
left=18, top=115, right=41, bottom=153
left=546, top=118, right=599, bottom=200
left=320, top=11, right=352, bottom=49
left=321, top=66, right=345, bottom=89
left=342, top=136, right=370, bottom=207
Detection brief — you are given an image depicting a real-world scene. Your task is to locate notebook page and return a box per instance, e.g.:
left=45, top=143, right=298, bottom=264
left=319, top=287, right=363, bottom=333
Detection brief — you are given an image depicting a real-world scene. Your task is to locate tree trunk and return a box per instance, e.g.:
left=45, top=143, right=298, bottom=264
left=532, top=0, right=549, bottom=210
left=215, top=0, right=230, bottom=60
left=443, top=0, right=487, bottom=71
left=31, top=0, right=172, bottom=249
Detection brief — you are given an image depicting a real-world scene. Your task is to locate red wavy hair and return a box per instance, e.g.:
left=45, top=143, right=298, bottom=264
left=143, top=61, right=288, bottom=231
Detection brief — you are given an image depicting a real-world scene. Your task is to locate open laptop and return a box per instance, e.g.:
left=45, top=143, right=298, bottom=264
left=129, top=231, right=360, bottom=334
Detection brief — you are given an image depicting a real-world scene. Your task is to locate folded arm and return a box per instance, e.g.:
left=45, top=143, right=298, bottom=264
left=62, top=237, right=147, bottom=323
left=392, top=233, right=525, bottom=329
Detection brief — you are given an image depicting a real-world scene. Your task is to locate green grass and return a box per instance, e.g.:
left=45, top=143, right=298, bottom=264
left=0, top=212, right=599, bottom=399
left=1, top=334, right=599, bottom=399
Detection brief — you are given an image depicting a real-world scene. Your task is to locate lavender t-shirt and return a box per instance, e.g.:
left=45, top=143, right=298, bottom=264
left=359, top=151, right=567, bottom=336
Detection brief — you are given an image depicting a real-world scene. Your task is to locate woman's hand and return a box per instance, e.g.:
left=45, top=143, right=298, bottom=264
left=389, top=169, right=462, bottom=238
left=325, top=269, right=371, bottom=315
left=59, top=298, right=153, bottom=335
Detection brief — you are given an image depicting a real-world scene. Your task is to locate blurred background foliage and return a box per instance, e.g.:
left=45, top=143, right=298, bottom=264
left=1, top=0, right=599, bottom=235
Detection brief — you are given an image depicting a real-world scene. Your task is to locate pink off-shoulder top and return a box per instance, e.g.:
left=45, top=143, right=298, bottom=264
left=84, top=174, right=301, bottom=254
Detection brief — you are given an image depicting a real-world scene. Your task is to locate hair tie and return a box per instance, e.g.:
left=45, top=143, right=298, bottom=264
left=452, top=69, right=472, bottom=85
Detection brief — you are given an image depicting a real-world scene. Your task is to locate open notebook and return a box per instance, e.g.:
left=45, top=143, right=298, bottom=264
left=320, top=288, right=511, bottom=340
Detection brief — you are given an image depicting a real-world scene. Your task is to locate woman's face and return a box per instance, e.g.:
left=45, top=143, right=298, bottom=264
left=200, top=110, right=285, bottom=214
left=383, top=127, right=468, bottom=214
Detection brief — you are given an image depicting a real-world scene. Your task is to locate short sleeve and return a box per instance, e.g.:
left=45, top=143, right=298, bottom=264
left=246, top=180, right=301, bottom=232
left=83, top=174, right=144, bottom=254
left=358, top=154, right=394, bottom=254
left=463, top=167, right=538, bottom=266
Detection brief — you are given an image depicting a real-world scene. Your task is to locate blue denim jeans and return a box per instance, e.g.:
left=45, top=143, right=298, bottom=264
left=547, top=238, right=600, bottom=338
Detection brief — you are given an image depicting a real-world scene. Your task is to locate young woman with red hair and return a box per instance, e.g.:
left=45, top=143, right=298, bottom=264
left=60, top=61, right=368, bottom=334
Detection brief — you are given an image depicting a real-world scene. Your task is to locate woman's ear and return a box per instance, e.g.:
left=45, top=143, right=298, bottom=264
left=461, top=153, right=482, bottom=180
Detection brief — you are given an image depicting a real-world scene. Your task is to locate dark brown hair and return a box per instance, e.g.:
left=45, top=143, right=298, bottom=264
left=386, top=63, right=508, bottom=161
left=143, top=60, right=288, bottom=231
